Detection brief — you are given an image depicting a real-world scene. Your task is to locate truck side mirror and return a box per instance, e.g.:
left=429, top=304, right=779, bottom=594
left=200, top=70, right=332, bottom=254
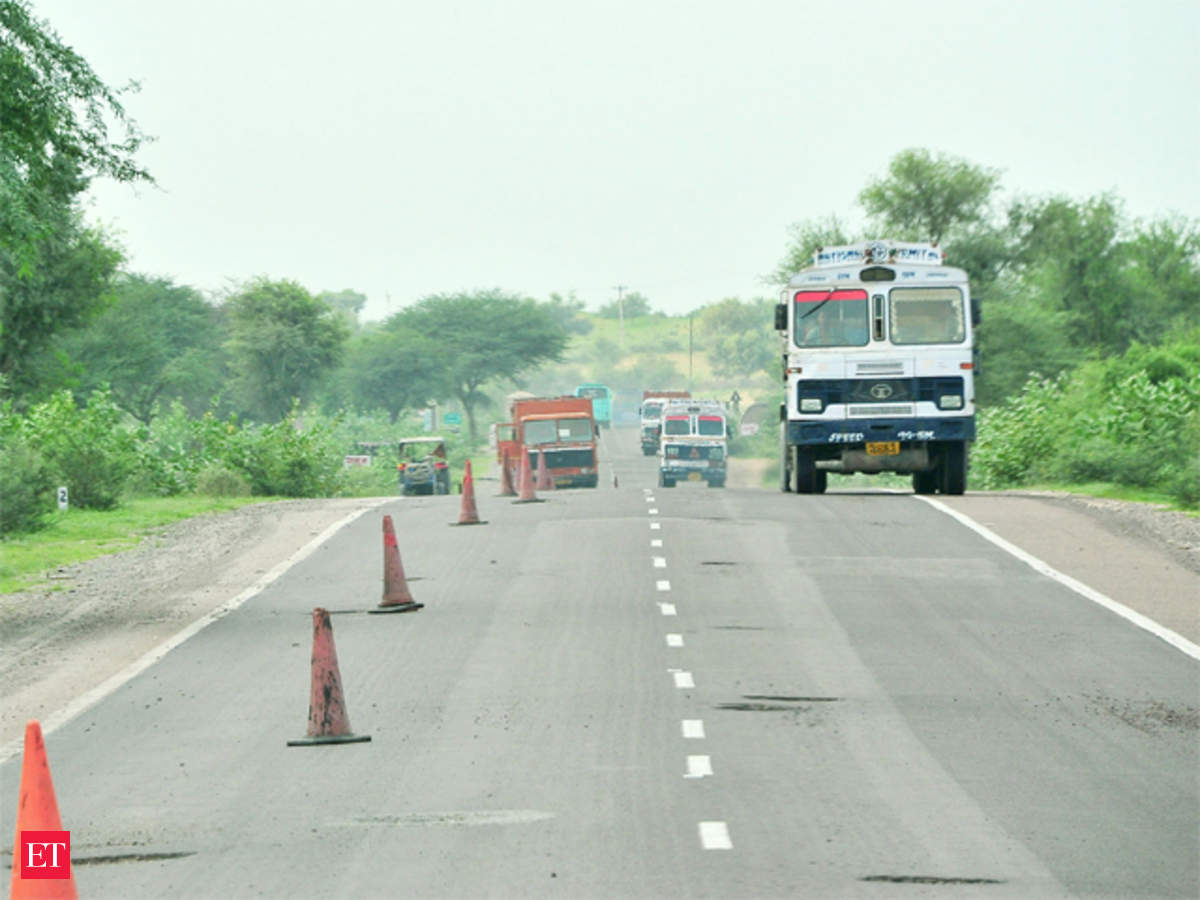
left=774, top=303, right=787, bottom=331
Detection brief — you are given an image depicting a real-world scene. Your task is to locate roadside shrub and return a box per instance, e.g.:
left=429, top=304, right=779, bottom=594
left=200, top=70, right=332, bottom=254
left=0, top=433, right=56, bottom=533
left=228, top=413, right=344, bottom=497
left=23, top=390, right=138, bottom=509
left=337, top=461, right=397, bottom=497
left=1050, top=436, right=1152, bottom=487
left=971, top=374, right=1064, bottom=488
left=195, top=465, right=251, bottom=497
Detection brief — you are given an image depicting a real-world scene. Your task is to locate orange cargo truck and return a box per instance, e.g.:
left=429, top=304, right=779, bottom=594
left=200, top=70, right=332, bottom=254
left=496, top=395, right=600, bottom=488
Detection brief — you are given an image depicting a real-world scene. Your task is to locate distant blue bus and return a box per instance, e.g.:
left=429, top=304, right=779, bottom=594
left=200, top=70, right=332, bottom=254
left=574, top=383, right=612, bottom=428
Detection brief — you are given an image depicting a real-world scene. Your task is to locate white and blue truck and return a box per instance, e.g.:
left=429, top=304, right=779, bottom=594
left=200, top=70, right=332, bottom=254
left=658, top=399, right=727, bottom=488
left=776, top=240, right=978, bottom=494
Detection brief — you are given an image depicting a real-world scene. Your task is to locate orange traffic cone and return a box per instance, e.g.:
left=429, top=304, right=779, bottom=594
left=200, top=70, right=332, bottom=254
left=452, top=459, right=486, bottom=525
left=370, top=515, right=423, bottom=614
left=535, top=450, right=555, bottom=491
left=9, top=721, right=78, bottom=900
left=513, top=449, right=542, bottom=504
left=288, top=608, right=371, bottom=746
left=497, top=452, right=516, bottom=497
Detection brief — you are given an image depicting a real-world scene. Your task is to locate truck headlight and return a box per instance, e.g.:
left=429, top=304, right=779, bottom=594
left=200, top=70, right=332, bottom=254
left=937, top=394, right=963, bottom=410
left=799, top=397, right=823, bottom=413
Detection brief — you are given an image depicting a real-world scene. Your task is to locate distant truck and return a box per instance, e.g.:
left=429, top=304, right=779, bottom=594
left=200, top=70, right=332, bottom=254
left=574, top=383, right=613, bottom=429
left=658, top=400, right=727, bottom=488
left=639, top=390, right=691, bottom=455
left=497, top=395, right=599, bottom=488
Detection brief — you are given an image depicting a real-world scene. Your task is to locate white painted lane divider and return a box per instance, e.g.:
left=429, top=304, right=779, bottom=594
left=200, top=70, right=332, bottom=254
left=681, top=719, right=705, bottom=739
left=651, top=538, right=663, bottom=547
left=666, top=633, right=684, bottom=647
left=658, top=603, right=677, bottom=616
left=699, top=821, right=732, bottom=849
left=648, top=508, right=659, bottom=515
left=918, top=496, right=1200, bottom=662
left=672, top=670, right=695, bottom=688
left=684, top=755, right=713, bottom=779
left=653, top=556, right=667, bottom=568
left=650, top=522, right=661, bottom=530
left=656, top=580, right=671, bottom=591
left=645, top=496, right=655, bottom=503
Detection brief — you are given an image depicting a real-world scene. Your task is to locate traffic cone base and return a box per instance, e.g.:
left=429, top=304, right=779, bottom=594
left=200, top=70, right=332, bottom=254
left=289, top=608, right=370, bottom=747
left=368, top=601, right=424, bottom=614
left=497, top=452, right=517, bottom=497
left=513, top=449, right=544, bottom=503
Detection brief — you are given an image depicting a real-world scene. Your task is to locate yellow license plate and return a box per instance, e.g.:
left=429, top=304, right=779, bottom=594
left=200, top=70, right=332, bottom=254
left=865, top=441, right=900, bottom=456
left=688, top=472, right=703, bottom=481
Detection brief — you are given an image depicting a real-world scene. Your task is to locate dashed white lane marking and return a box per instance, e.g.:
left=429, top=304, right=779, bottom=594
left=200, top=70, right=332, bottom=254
left=653, top=557, right=667, bottom=568
left=656, top=580, right=671, bottom=591
left=699, top=821, right=732, bottom=849
left=673, top=671, right=695, bottom=688
left=648, top=508, right=659, bottom=515
left=645, top=496, right=656, bottom=503
left=650, top=522, right=661, bottom=530
left=666, top=633, right=684, bottom=647
left=659, top=603, right=677, bottom=616
left=681, top=719, right=705, bottom=739
left=918, top=496, right=1200, bottom=662
left=651, top=539, right=663, bottom=547
left=684, top=755, right=713, bottom=779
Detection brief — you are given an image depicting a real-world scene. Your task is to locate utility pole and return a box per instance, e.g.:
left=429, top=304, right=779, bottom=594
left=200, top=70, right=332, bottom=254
left=688, top=314, right=694, bottom=389
left=612, top=284, right=628, bottom=351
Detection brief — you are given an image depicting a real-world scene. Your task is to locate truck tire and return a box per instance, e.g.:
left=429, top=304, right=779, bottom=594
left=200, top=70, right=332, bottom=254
left=795, top=448, right=826, bottom=494
left=780, top=435, right=793, bottom=493
left=940, top=444, right=967, bottom=495
left=913, top=470, right=938, bottom=494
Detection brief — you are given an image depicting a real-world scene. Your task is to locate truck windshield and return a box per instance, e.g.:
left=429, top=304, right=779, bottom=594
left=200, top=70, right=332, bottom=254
left=663, top=417, right=690, bottom=436
left=642, top=402, right=662, bottom=419
left=793, top=289, right=869, bottom=347
left=889, top=287, right=965, bottom=344
left=697, top=416, right=724, bottom=437
left=556, top=418, right=593, bottom=441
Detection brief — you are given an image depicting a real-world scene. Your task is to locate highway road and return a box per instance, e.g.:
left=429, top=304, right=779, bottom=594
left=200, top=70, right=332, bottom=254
left=3, top=428, right=1198, bottom=898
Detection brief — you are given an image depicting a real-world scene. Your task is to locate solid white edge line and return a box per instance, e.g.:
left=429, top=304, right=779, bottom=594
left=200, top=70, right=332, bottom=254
left=699, top=821, right=732, bottom=849
left=0, top=500, right=387, bottom=764
left=916, top=495, right=1200, bottom=662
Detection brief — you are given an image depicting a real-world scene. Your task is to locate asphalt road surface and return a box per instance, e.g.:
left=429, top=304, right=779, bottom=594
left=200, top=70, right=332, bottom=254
left=3, top=428, right=1197, bottom=899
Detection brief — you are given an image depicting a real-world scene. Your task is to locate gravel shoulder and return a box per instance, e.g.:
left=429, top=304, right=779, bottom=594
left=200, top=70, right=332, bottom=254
left=2, top=487, right=1197, bottom=752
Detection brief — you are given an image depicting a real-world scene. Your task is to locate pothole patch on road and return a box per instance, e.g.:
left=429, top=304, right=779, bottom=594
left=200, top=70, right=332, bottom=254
left=711, top=625, right=766, bottom=631
left=699, top=561, right=737, bottom=566
left=717, top=695, right=841, bottom=712
left=347, top=810, right=555, bottom=827
left=861, top=875, right=1005, bottom=885
left=73, top=851, right=196, bottom=866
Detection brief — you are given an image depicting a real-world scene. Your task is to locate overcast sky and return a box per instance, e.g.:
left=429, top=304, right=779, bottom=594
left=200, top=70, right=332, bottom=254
left=30, top=0, right=1200, bottom=320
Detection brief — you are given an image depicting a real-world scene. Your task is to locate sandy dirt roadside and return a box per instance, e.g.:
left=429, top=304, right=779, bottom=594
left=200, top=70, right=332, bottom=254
left=1, top=481, right=1197, bottom=754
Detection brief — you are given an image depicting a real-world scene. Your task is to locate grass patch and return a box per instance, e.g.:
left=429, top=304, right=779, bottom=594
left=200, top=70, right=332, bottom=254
left=0, top=495, right=270, bottom=594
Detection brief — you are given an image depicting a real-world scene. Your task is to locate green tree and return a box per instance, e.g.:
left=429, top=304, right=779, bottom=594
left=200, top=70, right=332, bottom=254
left=316, top=289, right=367, bottom=334
left=225, top=278, right=349, bottom=421
left=57, top=274, right=226, bottom=422
left=859, top=148, right=1001, bottom=244
left=597, top=291, right=653, bottom=319
left=544, top=291, right=593, bottom=335
left=328, top=323, right=451, bottom=422
left=1, top=0, right=150, bottom=397
left=767, top=215, right=854, bottom=285
left=396, top=289, right=568, bottom=442
left=698, top=297, right=777, bottom=379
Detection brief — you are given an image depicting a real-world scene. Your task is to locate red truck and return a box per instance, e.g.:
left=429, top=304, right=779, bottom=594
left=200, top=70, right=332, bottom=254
left=496, top=395, right=599, bottom=488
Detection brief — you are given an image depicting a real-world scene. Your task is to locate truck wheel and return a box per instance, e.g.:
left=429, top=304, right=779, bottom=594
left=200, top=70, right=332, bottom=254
left=780, top=439, right=793, bottom=492
left=940, top=444, right=967, bottom=495
left=913, top=470, right=938, bottom=495
left=795, top=448, right=826, bottom=494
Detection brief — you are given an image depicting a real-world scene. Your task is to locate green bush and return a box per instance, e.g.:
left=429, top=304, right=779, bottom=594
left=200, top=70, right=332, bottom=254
left=0, top=432, right=56, bottom=533
left=195, top=465, right=251, bottom=497
left=971, top=375, right=1064, bottom=488
left=23, top=390, right=139, bottom=509
left=227, top=412, right=345, bottom=497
